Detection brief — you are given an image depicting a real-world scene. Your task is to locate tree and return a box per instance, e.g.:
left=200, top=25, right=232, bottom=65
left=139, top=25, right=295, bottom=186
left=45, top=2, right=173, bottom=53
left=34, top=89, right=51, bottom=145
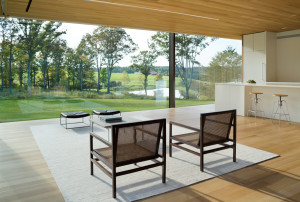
left=0, top=17, right=9, bottom=91
left=14, top=46, right=27, bottom=89
left=18, top=19, right=43, bottom=94
left=151, top=32, right=216, bottom=99
left=100, top=67, right=108, bottom=86
left=0, top=18, right=18, bottom=93
left=131, top=50, right=157, bottom=95
left=39, top=21, right=65, bottom=90
left=120, top=70, right=130, bottom=85
left=93, top=26, right=137, bottom=94
left=206, top=47, right=242, bottom=99
left=207, top=46, right=242, bottom=83
left=84, top=33, right=105, bottom=93
left=76, top=39, right=87, bottom=91
left=154, top=73, right=163, bottom=82
left=52, top=39, right=67, bottom=88
left=137, top=74, right=145, bottom=87
left=65, top=48, right=78, bottom=90
left=76, top=38, right=95, bottom=91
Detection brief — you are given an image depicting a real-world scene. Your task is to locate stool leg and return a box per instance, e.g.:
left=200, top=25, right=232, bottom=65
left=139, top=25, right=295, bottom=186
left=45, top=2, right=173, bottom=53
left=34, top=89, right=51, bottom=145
left=279, top=100, right=282, bottom=126
left=272, top=102, right=280, bottom=124
left=254, top=94, right=258, bottom=121
left=247, top=97, right=255, bottom=117
left=248, top=94, right=264, bottom=121
left=281, top=104, right=288, bottom=122
left=257, top=98, right=265, bottom=118
left=271, top=100, right=277, bottom=123
left=282, top=100, right=291, bottom=122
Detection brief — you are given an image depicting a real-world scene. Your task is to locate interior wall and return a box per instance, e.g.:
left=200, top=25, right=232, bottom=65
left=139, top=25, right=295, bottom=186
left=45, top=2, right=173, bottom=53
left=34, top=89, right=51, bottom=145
left=276, top=30, right=300, bottom=82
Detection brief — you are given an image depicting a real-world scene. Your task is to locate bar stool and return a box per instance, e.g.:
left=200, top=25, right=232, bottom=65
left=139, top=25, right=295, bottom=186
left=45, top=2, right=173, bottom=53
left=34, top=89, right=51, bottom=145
left=247, top=92, right=265, bottom=121
left=271, top=94, right=290, bottom=126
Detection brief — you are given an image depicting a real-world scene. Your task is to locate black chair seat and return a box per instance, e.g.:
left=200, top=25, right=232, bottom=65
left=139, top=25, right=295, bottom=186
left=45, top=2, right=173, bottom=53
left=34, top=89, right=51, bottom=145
left=60, top=111, right=90, bottom=118
left=172, top=132, right=229, bottom=147
left=95, top=143, right=155, bottom=166
left=93, top=109, right=120, bottom=116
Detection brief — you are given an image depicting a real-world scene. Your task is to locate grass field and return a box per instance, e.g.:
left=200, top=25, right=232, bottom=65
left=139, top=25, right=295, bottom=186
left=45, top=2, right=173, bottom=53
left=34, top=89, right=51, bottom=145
left=0, top=97, right=214, bottom=123
left=0, top=73, right=214, bottom=123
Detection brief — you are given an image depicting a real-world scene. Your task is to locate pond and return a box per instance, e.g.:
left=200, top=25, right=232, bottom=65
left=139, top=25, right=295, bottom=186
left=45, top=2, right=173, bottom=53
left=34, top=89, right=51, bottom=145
left=129, top=88, right=183, bottom=99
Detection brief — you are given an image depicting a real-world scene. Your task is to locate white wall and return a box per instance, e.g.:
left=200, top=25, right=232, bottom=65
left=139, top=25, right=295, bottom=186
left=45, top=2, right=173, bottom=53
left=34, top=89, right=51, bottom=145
left=276, top=30, right=300, bottom=82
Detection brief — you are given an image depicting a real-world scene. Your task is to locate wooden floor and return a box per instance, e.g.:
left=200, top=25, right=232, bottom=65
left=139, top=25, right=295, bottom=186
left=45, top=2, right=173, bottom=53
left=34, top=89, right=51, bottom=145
left=1, top=105, right=300, bottom=201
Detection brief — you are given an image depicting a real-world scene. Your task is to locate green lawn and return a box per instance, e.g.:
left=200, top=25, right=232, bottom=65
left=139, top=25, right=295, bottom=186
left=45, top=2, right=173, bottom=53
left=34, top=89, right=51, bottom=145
left=0, top=97, right=214, bottom=123
left=0, top=73, right=214, bottom=123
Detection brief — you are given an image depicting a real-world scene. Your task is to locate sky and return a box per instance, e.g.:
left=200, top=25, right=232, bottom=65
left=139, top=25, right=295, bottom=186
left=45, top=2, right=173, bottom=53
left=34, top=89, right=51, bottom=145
left=60, top=22, right=242, bottom=67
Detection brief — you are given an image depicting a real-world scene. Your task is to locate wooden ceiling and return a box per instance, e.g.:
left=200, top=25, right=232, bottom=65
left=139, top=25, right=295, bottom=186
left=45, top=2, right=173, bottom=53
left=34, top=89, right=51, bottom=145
left=2, top=0, right=300, bottom=39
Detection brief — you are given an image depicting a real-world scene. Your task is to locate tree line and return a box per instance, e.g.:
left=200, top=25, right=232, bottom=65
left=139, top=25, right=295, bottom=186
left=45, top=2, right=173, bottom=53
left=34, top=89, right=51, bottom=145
left=0, top=18, right=138, bottom=94
left=0, top=17, right=241, bottom=99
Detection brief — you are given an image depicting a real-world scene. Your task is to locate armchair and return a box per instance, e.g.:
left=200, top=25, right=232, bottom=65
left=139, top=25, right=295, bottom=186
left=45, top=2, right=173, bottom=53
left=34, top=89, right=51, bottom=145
left=169, top=110, right=236, bottom=172
left=90, top=118, right=166, bottom=198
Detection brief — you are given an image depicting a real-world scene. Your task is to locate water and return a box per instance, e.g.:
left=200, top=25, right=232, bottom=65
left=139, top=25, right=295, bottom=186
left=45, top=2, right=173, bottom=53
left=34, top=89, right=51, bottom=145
left=129, top=88, right=183, bottom=99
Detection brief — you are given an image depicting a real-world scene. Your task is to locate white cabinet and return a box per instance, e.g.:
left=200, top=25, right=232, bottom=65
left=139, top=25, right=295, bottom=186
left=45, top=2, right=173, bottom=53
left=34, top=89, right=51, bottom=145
left=243, top=51, right=265, bottom=83
left=253, top=32, right=265, bottom=51
left=243, top=31, right=276, bottom=83
left=244, top=34, right=254, bottom=52
left=243, top=32, right=265, bottom=52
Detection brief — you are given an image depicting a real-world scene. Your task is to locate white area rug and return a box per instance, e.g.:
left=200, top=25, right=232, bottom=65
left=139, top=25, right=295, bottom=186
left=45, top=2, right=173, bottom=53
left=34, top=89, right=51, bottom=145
left=31, top=122, right=278, bottom=202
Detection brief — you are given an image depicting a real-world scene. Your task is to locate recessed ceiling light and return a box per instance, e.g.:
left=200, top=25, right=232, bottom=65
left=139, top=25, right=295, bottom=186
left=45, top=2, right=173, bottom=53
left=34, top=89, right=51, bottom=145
left=281, top=27, right=287, bottom=29
left=291, top=14, right=297, bottom=17
left=86, top=0, right=219, bottom=21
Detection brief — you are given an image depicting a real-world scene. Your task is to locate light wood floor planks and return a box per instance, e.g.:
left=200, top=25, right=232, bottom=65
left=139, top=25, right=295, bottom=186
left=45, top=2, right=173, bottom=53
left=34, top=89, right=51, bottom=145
left=1, top=105, right=300, bottom=201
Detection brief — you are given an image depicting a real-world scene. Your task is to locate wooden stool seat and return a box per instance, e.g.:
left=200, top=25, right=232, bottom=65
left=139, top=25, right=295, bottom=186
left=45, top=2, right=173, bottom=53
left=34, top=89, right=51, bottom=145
left=249, top=92, right=263, bottom=95
left=273, top=94, right=288, bottom=97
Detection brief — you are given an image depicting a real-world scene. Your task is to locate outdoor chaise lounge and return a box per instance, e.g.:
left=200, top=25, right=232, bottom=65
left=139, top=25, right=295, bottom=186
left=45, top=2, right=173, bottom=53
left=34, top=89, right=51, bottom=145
left=90, top=119, right=166, bottom=198
left=169, top=109, right=237, bottom=171
left=60, top=111, right=90, bottom=129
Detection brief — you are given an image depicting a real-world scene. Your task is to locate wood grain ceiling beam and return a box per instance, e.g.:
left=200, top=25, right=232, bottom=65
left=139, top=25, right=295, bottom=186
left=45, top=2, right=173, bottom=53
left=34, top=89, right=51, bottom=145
left=3, top=0, right=300, bottom=39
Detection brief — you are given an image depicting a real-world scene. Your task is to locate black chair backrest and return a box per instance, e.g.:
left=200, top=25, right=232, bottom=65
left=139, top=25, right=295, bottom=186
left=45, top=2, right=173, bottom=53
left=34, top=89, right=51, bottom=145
left=199, top=110, right=236, bottom=146
left=112, top=119, right=165, bottom=163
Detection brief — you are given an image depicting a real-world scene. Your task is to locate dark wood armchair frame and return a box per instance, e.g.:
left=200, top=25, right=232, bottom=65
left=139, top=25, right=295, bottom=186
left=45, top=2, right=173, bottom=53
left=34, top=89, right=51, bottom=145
left=169, top=110, right=236, bottom=172
left=90, top=119, right=166, bottom=198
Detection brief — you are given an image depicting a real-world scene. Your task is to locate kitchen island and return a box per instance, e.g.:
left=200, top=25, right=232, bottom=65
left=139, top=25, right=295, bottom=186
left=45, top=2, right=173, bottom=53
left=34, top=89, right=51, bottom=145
left=215, top=82, right=300, bottom=122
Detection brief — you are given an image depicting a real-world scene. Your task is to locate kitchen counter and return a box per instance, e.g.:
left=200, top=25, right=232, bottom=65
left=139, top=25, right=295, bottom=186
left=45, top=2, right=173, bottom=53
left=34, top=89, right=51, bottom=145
left=215, top=82, right=300, bottom=122
left=216, top=82, right=300, bottom=88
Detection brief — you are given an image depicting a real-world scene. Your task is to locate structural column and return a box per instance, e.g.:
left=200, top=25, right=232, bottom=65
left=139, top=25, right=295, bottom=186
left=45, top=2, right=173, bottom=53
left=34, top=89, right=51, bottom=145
left=169, top=33, right=175, bottom=108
